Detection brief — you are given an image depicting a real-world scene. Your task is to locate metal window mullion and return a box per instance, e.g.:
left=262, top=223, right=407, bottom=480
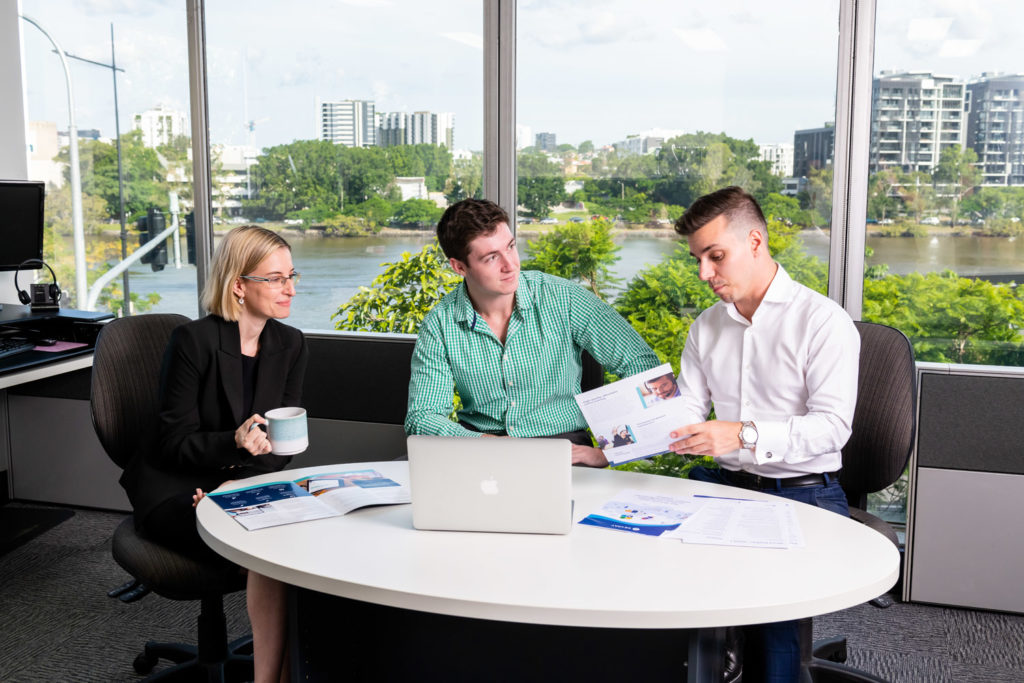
left=829, top=0, right=876, bottom=320
left=483, top=0, right=516, bottom=227
left=186, top=0, right=213, bottom=316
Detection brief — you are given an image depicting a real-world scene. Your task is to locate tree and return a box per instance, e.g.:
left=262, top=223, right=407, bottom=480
left=578, top=140, right=594, bottom=155
left=933, top=146, right=981, bottom=227
left=59, top=129, right=169, bottom=219
left=393, top=198, right=443, bottom=226
left=333, top=242, right=461, bottom=334
left=863, top=271, right=1024, bottom=364
left=518, top=177, right=566, bottom=218
left=445, top=154, right=483, bottom=203
left=350, top=196, right=394, bottom=227
left=521, top=219, right=621, bottom=300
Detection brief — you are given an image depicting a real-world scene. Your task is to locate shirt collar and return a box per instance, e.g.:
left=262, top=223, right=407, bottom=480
left=723, top=263, right=795, bottom=324
left=452, top=271, right=534, bottom=325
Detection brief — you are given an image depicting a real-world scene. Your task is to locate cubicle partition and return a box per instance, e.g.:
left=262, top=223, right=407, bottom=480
left=903, top=362, right=1024, bottom=614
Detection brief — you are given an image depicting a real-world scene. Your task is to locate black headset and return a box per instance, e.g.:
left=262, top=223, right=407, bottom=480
left=14, top=259, right=62, bottom=306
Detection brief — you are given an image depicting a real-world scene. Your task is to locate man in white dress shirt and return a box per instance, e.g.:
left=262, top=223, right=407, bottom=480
left=667, top=186, right=860, bottom=683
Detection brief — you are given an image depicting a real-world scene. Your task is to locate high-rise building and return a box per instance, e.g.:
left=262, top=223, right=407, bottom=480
left=377, top=111, right=454, bottom=148
left=319, top=99, right=376, bottom=147
left=793, top=123, right=834, bottom=177
left=133, top=105, right=187, bottom=148
left=868, top=71, right=965, bottom=175
left=758, top=142, right=794, bottom=177
left=965, top=73, right=1024, bottom=186
left=535, top=132, right=557, bottom=153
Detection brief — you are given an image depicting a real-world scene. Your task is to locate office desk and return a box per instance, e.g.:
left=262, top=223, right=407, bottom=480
left=197, top=462, right=899, bottom=682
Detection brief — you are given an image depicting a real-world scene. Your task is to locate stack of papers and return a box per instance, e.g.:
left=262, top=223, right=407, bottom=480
left=580, top=489, right=805, bottom=549
left=209, top=469, right=409, bottom=531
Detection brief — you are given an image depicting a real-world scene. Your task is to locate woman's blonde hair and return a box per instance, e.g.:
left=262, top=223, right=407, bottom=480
left=202, top=225, right=291, bottom=321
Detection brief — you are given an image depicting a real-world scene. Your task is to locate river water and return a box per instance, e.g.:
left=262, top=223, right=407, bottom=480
left=120, top=230, right=1023, bottom=331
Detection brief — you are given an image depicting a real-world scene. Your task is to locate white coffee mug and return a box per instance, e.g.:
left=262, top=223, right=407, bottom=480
left=265, top=407, right=308, bottom=455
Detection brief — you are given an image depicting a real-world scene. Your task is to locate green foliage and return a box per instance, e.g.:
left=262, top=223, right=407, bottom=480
left=58, top=129, right=169, bottom=219
left=933, top=146, right=981, bottom=227
left=517, top=152, right=566, bottom=218
left=615, top=453, right=715, bottom=478
left=521, top=219, right=621, bottom=299
left=615, top=249, right=716, bottom=370
left=320, top=214, right=380, bottom=236
left=863, top=271, right=1024, bottom=365
left=333, top=242, right=461, bottom=334
left=386, top=144, right=453, bottom=192
left=349, top=196, right=394, bottom=227
left=393, top=198, right=443, bottom=227
left=445, top=155, right=483, bottom=203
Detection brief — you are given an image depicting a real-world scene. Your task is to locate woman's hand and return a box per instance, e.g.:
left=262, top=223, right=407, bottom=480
left=234, top=414, right=272, bottom=456
left=192, top=488, right=206, bottom=507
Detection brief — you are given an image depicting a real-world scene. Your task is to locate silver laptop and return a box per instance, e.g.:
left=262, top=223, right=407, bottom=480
left=407, top=435, right=573, bottom=535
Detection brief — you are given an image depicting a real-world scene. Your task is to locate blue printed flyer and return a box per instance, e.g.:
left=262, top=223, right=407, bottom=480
left=579, top=489, right=706, bottom=537
left=209, top=469, right=409, bottom=531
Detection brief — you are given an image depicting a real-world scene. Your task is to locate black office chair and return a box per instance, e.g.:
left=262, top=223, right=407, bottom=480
left=802, top=321, right=917, bottom=682
left=90, top=313, right=254, bottom=681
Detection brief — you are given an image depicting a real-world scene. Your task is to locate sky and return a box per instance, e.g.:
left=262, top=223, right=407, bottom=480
left=19, top=0, right=1024, bottom=153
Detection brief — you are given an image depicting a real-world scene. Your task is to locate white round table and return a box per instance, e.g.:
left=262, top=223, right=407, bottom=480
left=197, top=462, right=898, bottom=681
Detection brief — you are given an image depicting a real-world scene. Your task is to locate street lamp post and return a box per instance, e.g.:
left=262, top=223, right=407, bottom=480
left=20, top=14, right=87, bottom=309
left=59, top=25, right=130, bottom=314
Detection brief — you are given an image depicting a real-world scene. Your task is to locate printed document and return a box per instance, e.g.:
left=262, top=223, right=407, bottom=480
left=664, top=496, right=805, bottom=549
left=208, top=469, right=410, bottom=531
left=574, top=362, right=686, bottom=465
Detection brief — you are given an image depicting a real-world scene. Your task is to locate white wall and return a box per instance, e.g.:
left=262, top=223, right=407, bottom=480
left=0, top=0, right=29, bottom=303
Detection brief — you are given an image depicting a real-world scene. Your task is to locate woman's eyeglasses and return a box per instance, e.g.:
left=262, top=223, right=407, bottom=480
left=240, top=272, right=301, bottom=288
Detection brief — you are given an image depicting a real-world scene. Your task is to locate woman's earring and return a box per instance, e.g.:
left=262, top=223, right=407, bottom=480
left=238, top=296, right=244, bottom=305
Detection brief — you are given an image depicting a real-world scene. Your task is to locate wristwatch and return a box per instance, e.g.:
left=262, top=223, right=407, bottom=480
left=739, top=421, right=758, bottom=450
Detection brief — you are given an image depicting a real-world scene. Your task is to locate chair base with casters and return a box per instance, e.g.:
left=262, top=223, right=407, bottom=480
left=110, top=517, right=254, bottom=682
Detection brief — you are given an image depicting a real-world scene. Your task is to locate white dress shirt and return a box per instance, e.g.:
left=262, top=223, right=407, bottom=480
left=676, top=265, right=860, bottom=477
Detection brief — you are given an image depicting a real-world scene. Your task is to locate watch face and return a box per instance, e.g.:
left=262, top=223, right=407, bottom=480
left=741, top=425, right=757, bottom=444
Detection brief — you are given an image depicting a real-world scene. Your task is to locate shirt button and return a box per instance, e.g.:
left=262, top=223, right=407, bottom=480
left=765, top=452, right=773, bottom=459
left=510, top=401, right=516, bottom=407
left=744, top=400, right=751, bottom=406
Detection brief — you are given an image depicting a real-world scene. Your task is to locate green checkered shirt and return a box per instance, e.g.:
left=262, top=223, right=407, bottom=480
left=405, top=270, right=659, bottom=438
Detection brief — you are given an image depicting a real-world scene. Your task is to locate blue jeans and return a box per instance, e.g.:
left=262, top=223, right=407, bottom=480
left=688, top=465, right=849, bottom=683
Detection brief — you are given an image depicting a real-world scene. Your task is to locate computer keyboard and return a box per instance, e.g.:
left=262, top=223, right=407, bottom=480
left=0, top=337, right=35, bottom=360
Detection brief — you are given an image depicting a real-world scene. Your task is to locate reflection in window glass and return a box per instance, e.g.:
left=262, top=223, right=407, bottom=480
left=518, top=0, right=840, bottom=368
left=864, top=1, right=1024, bottom=369
left=21, top=1, right=197, bottom=317
left=206, top=1, right=483, bottom=332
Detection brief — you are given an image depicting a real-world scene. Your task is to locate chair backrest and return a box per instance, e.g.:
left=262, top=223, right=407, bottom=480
left=90, top=313, right=190, bottom=470
left=840, top=321, right=917, bottom=506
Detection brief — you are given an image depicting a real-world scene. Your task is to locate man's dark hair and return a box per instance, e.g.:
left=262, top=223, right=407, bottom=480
left=436, top=198, right=510, bottom=263
left=674, top=186, right=767, bottom=238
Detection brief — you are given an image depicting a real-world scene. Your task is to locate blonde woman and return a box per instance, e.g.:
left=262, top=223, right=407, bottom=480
left=122, top=225, right=307, bottom=682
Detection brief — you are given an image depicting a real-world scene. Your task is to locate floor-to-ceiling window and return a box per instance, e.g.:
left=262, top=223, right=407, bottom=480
left=21, top=0, right=197, bottom=317
left=204, top=0, right=483, bottom=332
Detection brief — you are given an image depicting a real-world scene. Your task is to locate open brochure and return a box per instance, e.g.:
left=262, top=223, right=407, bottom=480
left=208, top=469, right=410, bottom=531
left=574, top=362, right=686, bottom=465
left=580, top=489, right=804, bottom=548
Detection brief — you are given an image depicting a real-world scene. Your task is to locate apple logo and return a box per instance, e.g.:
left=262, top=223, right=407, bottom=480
left=480, top=477, right=499, bottom=495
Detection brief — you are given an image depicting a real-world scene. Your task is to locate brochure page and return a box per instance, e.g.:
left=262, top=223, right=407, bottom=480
left=209, top=469, right=410, bottom=531
left=574, top=363, right=686, bottom=465
left=578, top=489, right=707, bottom=536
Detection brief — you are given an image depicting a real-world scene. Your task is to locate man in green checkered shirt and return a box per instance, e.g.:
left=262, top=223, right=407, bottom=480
left=405, top=198, right=659, bottom=467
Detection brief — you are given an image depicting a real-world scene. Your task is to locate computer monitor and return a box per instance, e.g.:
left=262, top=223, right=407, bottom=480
left=0, top=180, right=45, bottom=272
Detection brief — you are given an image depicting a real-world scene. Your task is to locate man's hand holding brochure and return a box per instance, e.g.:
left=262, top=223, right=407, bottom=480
left=574, top=362, right=688, bottom=466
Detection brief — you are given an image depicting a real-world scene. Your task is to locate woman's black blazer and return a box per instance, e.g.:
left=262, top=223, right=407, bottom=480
left=121, top=314, right=308, bottom=523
